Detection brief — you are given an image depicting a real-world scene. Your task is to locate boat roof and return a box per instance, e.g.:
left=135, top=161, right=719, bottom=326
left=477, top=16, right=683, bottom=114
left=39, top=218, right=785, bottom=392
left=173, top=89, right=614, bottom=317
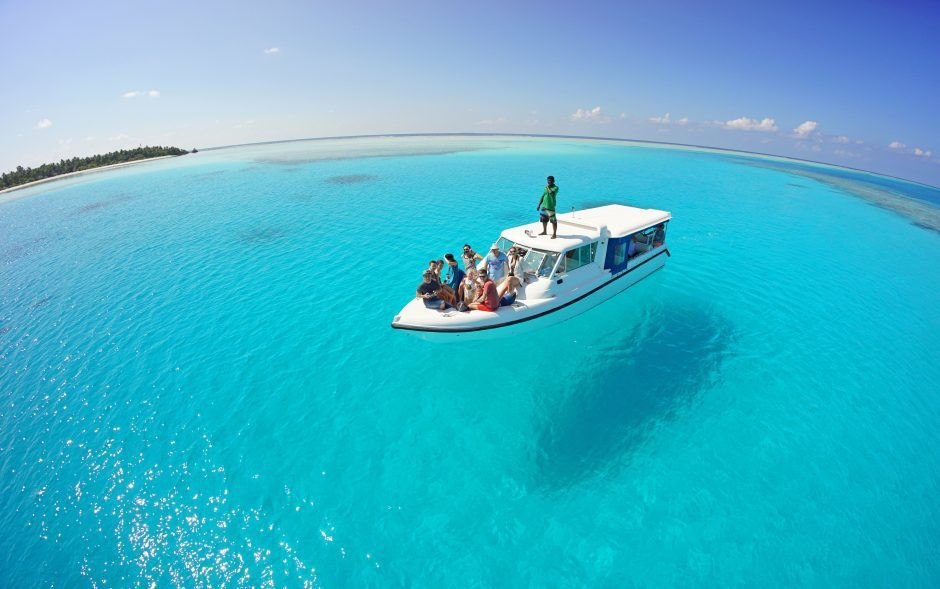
left=500, top=204, right=671, bottom=253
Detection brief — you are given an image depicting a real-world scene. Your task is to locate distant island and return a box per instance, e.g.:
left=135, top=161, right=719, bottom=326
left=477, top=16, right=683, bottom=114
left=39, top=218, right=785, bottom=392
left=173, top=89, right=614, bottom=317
left=1, top=146, right=192, bottom=190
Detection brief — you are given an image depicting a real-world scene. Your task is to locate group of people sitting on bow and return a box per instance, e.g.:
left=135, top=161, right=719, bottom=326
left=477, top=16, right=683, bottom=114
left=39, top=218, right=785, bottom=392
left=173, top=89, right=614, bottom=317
left=416, top=242, right=528, bottom=312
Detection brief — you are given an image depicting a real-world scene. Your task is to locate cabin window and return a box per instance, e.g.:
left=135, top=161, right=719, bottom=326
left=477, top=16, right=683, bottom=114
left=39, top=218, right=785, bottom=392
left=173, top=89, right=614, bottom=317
left=612, top=241, right=628, bottom=266
left=604, top=222, right=668, bottom=274
left=559, top=242, right=598, bottom=273
left=628, top=223, right=668, bottom=258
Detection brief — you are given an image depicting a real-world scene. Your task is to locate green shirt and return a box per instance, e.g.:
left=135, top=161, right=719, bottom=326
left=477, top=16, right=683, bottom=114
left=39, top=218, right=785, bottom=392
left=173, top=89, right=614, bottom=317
left=541, top=185, right=558, bottom=210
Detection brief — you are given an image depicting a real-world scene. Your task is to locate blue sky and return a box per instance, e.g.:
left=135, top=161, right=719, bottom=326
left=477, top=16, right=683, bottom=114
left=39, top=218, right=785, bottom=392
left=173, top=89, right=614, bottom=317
left=2, top=0, right=939, bottom=184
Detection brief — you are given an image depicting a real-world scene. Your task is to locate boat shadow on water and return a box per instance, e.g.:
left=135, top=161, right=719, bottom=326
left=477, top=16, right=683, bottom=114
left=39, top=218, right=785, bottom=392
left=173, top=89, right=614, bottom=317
left=533, top=302, right=735, bottom=490
left=238, top=226, right=289, bottom=244
left=72, top=192, right=139, bottom=216
left=324, top=174, right=379, bottom=185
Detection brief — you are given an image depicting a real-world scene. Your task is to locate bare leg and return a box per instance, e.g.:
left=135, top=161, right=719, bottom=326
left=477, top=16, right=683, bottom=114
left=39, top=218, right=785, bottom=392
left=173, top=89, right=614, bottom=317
left=438, top=286, right=457, bottom=306
left=539, top=218, right=547, bottom=235
left=497, top=277, right=519, bottom=298
left=551, top=220, right=557, bottom=238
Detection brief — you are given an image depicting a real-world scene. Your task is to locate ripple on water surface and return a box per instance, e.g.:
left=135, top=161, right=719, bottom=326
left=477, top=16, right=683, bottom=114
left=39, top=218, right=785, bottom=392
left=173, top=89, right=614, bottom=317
left=0, top=136, right=939, bottom=587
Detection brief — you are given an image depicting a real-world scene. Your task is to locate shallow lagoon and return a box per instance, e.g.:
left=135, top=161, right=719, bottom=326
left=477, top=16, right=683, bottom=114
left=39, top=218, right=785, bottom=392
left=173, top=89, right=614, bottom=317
left=1, top=136, right=939, bottom=586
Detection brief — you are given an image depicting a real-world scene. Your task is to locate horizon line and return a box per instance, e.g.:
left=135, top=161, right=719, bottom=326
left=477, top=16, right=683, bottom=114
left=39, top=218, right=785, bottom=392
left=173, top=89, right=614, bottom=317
left=198, top=131, right=940, bottom=192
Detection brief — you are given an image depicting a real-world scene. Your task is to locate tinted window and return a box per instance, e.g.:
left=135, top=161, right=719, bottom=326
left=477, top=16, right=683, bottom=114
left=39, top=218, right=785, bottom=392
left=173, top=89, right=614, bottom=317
left=561, top=243, right=598, bottom=273
left=612, top=241, right=627, bottom=266
left=628, top=223, right=668, bottom=258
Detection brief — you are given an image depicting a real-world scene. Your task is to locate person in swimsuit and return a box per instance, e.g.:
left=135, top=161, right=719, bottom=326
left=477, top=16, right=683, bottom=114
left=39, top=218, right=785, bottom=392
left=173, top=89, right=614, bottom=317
left=456, top=267, right=479, bottom=310
left=461, top=244, right=483, bottom=270
left=507, top=246, right=527, bottom=278
left=498, top=276, right=522, bottom=307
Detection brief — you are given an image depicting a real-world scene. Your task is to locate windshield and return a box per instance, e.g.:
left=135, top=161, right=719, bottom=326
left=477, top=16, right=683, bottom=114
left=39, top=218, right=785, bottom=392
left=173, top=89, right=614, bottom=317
left=519, top=248, right=558, bottom=278
left=495, top=236, right=515, bottom=252
left=540, top=253, right=559, bottom=276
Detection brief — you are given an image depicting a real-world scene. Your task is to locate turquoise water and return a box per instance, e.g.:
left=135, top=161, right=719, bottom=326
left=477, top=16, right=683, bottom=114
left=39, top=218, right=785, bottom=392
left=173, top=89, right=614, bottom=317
left=1, top=136, right=939, bottom=587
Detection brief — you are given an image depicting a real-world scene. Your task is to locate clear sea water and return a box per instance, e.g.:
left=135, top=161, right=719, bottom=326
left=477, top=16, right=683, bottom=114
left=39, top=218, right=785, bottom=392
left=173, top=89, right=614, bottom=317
left=1, top=136, right=939, bottom=587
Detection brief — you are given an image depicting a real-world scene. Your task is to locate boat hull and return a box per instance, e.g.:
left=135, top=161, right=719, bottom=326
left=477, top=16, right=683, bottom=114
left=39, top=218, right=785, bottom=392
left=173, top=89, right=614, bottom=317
left=392, top=249, right=668, bottom=341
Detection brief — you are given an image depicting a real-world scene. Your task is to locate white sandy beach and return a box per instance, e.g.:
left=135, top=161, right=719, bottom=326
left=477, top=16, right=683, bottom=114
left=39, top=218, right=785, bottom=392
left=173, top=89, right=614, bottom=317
left=0, top=155, right=177, bottom=199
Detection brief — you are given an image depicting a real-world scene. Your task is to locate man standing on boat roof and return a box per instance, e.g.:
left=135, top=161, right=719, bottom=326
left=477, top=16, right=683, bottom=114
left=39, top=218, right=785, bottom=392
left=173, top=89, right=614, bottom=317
left=537, top=175, right=558, bottom=239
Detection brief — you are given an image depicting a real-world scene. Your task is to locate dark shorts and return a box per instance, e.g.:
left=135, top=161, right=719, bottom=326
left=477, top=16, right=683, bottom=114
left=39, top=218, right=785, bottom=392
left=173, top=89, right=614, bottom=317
left=423, top=297, right=448, bottom=309
left=499, top=292, right=517, bottom=307
left=540, top=208, right=556, bottom=221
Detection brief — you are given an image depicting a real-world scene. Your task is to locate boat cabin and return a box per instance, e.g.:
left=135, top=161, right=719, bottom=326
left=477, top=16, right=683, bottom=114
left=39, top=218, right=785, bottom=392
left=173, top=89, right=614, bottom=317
left=497, top=204, right=670, bottom=296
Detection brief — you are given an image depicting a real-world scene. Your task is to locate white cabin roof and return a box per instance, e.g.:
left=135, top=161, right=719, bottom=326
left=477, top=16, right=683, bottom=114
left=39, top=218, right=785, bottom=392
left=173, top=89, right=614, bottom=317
left=500, top=204, right=670, bottom=253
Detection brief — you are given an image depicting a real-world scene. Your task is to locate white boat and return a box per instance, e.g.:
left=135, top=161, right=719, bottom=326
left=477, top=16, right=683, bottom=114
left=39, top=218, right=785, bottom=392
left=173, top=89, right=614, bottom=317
left=391, top=204, right=671, bottom=340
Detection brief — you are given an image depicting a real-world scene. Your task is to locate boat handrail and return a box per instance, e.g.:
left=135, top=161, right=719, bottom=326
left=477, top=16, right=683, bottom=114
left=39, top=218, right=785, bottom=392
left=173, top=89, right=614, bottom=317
left=557, top=218, right=597, bottom=231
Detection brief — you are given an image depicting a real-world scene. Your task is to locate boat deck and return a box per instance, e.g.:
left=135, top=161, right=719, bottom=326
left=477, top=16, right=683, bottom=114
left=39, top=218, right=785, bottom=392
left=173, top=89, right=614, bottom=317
left=502, top=205, right=671, bottom=252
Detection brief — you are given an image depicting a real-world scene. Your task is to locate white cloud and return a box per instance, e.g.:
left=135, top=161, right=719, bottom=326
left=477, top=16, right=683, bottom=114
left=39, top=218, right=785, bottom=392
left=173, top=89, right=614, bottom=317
left=36, top=118, right=53, bottom=129
left=571, top=106, right=607, bottom=122
left=122, top=89, right=159, bottom=99
left=649, top=112, right=689, bottom=126
left=887, top=141, right=932, bottom=158
left=833, top=135, right=850, bottom=144
left=473, top=117, right=507, bottom=127
left=233, top=119, right=256, bottom=129
left=109, top=133, right=129, bottom=141
left=723, top=116, right=778, bottom=132
left=263, top=47, right=280, bottom=54
left=85, top=135, right=96, bottom=141
left=792, top=120, right=818, bottom=137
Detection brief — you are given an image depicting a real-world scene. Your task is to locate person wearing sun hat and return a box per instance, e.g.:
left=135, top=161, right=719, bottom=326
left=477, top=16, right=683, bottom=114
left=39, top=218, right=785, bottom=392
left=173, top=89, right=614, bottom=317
left=483, top=243, right=509, bottom=282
